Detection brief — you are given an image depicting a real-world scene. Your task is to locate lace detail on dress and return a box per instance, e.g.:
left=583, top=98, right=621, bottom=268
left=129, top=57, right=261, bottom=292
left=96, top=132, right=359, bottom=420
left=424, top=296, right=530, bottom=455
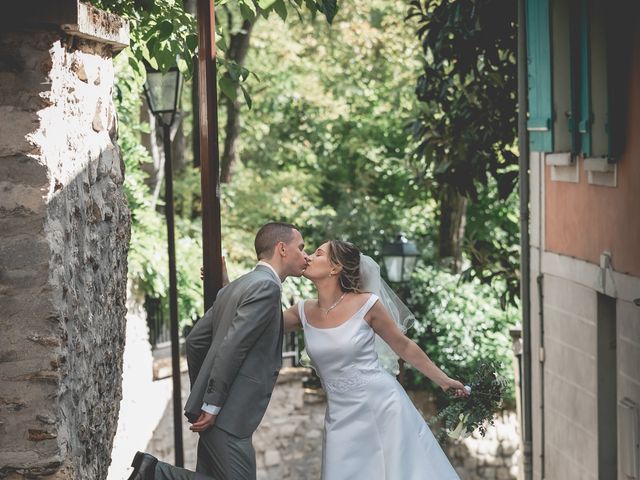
left=322, top=369, right=385, bottom=394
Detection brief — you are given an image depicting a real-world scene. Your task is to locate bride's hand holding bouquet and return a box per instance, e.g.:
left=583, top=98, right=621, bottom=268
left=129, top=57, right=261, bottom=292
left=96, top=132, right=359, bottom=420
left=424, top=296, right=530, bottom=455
left=436, top=361, right=507, bottom=440
left=437, top=376, right=471, bottom=398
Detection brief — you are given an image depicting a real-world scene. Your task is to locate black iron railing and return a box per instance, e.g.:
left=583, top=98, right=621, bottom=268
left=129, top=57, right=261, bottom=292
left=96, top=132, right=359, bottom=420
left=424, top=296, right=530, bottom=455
left=144, top=296, right=171, bottom=348
left=282, top=331, right=300, bottom=367
left=145, top=295, right=302, bottom=365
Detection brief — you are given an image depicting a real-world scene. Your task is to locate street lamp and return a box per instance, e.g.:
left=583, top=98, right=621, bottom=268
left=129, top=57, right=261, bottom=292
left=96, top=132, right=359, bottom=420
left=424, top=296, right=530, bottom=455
left=382, top=234, right=420, bottom=283
left=381, top=234, right=420, bottom=386
left=143, top=65, right=182, bottom=128
left=143, top=63, right=184, bottom=467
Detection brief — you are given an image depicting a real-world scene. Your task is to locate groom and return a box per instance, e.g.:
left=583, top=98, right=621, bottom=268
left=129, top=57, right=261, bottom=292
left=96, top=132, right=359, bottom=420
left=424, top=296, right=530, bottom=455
left=129, top=222, right=309, bottom=480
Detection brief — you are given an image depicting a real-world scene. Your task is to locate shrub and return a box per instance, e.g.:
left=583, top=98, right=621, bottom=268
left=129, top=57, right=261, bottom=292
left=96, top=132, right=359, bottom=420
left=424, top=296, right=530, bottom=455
left=404, top=265, right=518, bottom=404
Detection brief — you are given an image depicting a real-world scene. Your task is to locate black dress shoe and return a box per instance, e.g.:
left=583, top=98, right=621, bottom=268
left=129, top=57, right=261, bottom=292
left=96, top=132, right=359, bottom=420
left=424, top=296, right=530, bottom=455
left=127, top=451, right=158, bottom=480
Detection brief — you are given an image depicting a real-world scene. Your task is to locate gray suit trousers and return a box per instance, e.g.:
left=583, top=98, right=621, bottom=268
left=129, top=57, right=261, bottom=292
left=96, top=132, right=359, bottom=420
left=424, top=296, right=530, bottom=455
left=154, top=426, right=256, bottom=480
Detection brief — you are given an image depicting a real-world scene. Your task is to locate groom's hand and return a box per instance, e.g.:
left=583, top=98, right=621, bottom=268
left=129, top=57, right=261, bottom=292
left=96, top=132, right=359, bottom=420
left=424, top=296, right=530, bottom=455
left=200, top=256, right=230, bottom=286
left=190, top=411, right=217, bottom=432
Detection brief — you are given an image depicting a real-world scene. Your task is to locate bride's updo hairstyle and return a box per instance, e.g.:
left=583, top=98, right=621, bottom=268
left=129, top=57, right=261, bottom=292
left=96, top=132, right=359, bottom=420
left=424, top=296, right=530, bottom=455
left=327, top=240, right=365, bottom=293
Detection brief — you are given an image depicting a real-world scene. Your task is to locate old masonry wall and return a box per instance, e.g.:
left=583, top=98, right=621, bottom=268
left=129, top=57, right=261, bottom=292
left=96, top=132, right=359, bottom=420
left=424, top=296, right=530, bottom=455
left=0, top=5, right=130, bottom=479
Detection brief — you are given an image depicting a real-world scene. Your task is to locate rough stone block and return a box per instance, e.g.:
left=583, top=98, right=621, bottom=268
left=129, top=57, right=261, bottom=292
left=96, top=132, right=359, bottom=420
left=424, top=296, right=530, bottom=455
left=264, top=450, right=281, bottom=468
left=496, top=466, right=511, bottom=480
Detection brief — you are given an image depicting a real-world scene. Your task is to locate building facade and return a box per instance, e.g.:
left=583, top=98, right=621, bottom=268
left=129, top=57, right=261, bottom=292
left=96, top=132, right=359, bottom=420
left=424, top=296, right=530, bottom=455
left=523, top=1, right=639, bottom=479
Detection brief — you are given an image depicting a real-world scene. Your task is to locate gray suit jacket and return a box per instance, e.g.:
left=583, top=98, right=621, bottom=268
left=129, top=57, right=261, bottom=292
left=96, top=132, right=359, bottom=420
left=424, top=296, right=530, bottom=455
left=183, top=265, right=283, bottom=438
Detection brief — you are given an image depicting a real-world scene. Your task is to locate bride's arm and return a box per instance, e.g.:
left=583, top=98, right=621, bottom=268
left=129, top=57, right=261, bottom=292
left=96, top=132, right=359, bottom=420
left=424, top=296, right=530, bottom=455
left=368, top=301, right=467, bottom=396
left=283, top=303, right=302, bottom=333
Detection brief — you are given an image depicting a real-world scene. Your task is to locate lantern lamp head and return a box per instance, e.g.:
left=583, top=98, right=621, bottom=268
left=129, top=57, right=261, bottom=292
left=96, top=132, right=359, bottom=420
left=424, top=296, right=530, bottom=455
left=143, top=63, right=182, bottom=126
left=381, top=234, right=420, bottom=283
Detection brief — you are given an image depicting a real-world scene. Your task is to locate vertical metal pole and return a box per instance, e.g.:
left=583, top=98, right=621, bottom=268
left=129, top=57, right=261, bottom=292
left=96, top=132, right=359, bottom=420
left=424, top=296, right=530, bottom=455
left=197, top=0, right=223, bottom=310
left=164, top=123, right=184, bottom=467
left=518, top=0, right=533, bottom=478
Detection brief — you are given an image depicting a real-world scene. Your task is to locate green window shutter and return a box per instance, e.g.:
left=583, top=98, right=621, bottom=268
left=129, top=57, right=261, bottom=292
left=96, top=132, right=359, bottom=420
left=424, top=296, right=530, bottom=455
left=604, top=3, right=632, bottom=160
left=568, top=0, right=580, bottom=154
left=526, top=0, right=554, bottom=152
left=578, top=0, right=592, bottom=156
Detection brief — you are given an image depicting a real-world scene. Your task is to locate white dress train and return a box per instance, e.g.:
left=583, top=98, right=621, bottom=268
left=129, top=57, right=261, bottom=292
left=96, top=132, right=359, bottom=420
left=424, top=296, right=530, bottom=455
left=299, top=294, right=460, bottom=480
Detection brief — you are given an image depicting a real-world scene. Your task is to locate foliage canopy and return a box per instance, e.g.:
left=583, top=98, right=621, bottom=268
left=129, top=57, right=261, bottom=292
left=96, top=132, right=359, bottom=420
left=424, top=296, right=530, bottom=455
left=106, top=0, right=520, bottom=401
left=407, top=0, right=518, bottom=200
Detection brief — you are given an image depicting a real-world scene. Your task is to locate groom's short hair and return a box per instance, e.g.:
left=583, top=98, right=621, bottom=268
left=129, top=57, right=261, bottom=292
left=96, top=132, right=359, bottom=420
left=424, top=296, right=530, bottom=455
left=255, top=222, right=298, bottom=260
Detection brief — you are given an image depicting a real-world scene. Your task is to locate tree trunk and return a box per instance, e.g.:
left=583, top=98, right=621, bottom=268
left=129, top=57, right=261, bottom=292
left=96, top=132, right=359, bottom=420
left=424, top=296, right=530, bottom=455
left=220, top=18, right=255, bottom=183
left=437, top=184, right=467, bottom=272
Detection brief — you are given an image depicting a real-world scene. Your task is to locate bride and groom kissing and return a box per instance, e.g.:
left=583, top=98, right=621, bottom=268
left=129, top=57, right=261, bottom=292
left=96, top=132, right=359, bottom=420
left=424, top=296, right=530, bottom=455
left=128, top=222, right=468, bottom=480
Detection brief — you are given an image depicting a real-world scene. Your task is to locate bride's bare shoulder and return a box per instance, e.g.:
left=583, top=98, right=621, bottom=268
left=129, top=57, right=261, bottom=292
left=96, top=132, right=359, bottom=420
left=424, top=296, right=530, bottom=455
left=353, top=292, right=371, bottom=299
left=352, top=292, right=374, bottom=306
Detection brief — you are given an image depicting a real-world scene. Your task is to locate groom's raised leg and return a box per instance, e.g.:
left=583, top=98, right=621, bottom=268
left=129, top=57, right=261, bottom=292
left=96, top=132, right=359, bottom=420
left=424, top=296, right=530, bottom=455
left=197, top=426, right=256, bottom=480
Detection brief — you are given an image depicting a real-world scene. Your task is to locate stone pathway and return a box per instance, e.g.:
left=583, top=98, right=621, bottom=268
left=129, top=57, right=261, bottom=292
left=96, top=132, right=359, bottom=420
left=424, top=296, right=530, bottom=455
left=107, top=306, right=174, bottom=480
left=146, top=372, right=199, bottom=470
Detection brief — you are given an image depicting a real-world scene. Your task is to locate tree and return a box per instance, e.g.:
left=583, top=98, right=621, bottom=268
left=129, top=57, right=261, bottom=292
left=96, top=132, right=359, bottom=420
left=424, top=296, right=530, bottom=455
left=217, top=9, right=256, bottom=183
left=90, top=0, right=339, bottom=79
left=407, top=0, right=517, bottom=278
left=238, top=0, right=426, bottom=255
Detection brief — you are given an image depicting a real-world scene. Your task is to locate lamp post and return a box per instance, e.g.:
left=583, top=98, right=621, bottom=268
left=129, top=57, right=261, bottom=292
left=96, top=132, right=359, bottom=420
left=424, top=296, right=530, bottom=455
left=382, top=234, right=420, bottom=385
left=143, top=64, right=184, bottom=467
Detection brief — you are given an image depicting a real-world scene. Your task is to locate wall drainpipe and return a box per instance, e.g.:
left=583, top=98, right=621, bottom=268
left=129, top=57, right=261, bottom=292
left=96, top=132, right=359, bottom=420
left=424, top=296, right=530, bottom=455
left=537, top=273, right=545, bottom=478
left=518, top=0, right=533, bottom=478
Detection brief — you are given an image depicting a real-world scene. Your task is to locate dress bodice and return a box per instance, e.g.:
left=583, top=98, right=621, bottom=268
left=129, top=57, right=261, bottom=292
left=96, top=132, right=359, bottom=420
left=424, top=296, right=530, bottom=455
left=299, top=294, right=384, bottom=394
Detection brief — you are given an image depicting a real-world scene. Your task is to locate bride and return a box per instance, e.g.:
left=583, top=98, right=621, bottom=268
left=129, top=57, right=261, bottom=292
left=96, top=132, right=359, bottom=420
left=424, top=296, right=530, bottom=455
left=284, top=240, right=467, bottom=480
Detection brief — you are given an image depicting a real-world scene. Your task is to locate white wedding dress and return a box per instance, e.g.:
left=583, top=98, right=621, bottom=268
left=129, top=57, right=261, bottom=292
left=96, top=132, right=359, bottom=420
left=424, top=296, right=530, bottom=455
left=299, top=294, right=460, bottom=480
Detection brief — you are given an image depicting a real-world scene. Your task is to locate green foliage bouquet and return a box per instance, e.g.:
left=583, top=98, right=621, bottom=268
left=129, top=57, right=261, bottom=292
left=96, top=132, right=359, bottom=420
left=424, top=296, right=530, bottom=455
left=436, top=361, right=507, bottom=440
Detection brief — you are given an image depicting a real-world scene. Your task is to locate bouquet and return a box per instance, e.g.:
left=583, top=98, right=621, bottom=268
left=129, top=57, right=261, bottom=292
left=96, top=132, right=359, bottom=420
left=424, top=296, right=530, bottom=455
left=435, top=361, right=507, bottom=440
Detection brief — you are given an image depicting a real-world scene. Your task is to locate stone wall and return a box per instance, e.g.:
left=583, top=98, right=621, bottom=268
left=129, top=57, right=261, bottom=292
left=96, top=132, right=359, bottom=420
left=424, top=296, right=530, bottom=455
left=445, top=411, right=521, bottom=480
left=253, top=369, right=324, bottom=480
left=0, top=5, right=130, bottom=479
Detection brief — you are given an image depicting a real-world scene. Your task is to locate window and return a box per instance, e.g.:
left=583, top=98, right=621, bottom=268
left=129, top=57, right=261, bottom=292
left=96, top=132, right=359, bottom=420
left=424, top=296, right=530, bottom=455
left=526, top=0, right=632, bottom=159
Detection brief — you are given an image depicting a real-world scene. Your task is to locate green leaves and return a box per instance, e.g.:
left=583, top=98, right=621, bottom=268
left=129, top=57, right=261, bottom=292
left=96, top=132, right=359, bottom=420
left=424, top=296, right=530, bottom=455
left=219, top=76, right=238, bottom=101
left=217, top=58, right=253, bottom=105
left=157, top=20, right=174, bottom=40
left=90, top=0, right=341, bottom=109
left=320, top=0, right=338, bottom=24
left=186, top=33, right=198, bottom=53
left=258, top=0, right=278, bottom=9
left=408, top=0, right=517, bottom=199
left=273, top=0, right=288, bottom=21
left=240, top=84, right=252, bottom=109
left=239, top=0, right=257, bottom=20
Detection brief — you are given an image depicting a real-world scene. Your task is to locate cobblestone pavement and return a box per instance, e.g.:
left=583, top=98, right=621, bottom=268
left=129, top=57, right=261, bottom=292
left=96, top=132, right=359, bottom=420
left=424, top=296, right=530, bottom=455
left=146, top=373, right=199, bottom=470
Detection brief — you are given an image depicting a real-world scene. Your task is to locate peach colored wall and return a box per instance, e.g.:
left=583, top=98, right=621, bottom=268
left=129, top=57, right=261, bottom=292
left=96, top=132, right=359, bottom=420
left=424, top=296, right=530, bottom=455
left=545, top=33, right=640, bottom=277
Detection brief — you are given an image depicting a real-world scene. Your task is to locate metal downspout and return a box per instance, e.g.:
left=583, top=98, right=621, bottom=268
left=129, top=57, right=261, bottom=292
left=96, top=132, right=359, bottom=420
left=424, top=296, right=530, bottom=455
left=537, top=273, right=545, bottom=478
left=518, top=0, right=533, bottom=478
